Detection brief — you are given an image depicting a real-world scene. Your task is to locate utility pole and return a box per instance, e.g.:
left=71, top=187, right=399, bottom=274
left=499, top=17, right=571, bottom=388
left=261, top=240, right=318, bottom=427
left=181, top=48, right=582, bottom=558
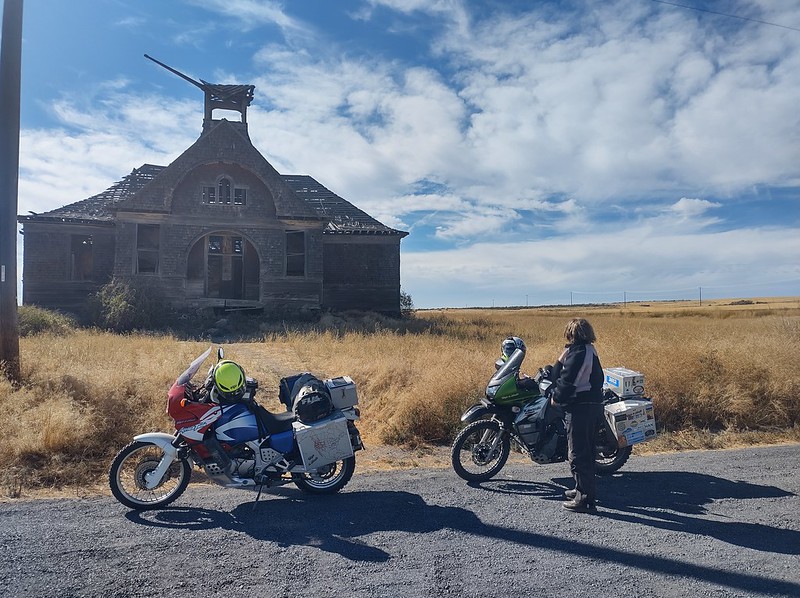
left=0, top=0, right=24, bottom=382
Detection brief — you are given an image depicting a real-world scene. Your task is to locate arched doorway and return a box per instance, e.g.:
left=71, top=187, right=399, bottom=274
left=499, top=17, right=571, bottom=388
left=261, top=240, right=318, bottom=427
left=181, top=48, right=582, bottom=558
left=187, top=233, right=259, bottom=300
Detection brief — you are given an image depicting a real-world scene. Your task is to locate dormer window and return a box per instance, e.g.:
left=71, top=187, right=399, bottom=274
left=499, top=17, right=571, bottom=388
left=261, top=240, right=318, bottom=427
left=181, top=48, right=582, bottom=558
left=202, top=176, right=247, bottom=205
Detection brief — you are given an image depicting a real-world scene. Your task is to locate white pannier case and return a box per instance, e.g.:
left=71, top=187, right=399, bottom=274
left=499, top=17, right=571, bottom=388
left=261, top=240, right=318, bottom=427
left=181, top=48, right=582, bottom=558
left=604, top=400, right=657, bottom=447
left=603, top=367, right=645, bottom=398
left=324, top=376, right=358, bottom=409
left=293, top=412, right=354, bottom=469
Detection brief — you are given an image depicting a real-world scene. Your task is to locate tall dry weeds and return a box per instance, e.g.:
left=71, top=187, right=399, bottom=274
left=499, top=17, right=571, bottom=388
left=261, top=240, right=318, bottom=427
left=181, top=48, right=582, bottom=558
left=2, top=305, right=799, bottom=491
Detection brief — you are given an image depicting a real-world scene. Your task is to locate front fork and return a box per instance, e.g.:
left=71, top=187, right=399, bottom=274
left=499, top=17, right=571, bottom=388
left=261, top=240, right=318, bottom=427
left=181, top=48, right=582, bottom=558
left=479, top=418, right=508, bottom=458
left=133, top=432, right=181, bottom=490
left=143, top=453, right=177, bottom=490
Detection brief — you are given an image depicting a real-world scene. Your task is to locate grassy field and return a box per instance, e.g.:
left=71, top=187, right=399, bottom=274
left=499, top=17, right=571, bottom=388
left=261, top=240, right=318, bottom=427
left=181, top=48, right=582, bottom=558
left=2, top=296, right=799, bottom=496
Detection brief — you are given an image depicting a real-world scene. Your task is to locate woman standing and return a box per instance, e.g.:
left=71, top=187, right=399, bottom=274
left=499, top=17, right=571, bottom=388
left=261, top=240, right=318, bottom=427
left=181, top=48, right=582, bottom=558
left=549, top=318, right=604, bottom=513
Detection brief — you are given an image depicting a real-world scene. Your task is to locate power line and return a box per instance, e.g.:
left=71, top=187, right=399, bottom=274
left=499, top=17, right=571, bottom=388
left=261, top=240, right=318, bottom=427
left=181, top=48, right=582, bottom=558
left=649, top=0, right=800, bottom=33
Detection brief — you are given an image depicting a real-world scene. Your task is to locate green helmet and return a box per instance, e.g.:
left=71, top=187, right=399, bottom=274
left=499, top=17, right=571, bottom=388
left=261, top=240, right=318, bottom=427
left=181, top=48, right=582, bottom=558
left=212, top=360, right=246, bottom=402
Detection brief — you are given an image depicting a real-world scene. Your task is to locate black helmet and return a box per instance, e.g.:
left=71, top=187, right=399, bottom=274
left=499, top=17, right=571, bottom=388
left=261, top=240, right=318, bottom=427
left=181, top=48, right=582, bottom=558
left=501, top=336, right=526, bottom=361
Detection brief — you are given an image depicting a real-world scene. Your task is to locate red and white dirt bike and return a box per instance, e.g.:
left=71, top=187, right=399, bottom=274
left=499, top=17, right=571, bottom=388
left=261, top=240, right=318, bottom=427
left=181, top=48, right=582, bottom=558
left=109, top=347, right=363, bottom=509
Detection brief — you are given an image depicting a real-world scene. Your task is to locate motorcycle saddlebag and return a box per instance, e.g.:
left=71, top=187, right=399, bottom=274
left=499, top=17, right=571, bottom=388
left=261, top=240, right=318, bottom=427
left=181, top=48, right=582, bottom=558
left=515, top=396, right=548, bottom=447
left=292, top=378, right=334, bottom=423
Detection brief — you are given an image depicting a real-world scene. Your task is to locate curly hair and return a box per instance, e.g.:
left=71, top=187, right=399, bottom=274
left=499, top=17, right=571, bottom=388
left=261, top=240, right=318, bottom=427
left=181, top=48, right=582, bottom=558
left=564, top=318, right=596, bottom=344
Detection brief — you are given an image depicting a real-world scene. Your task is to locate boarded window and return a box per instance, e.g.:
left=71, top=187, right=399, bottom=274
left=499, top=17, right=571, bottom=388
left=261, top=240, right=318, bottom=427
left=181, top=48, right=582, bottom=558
left=136, top=224, right=160, bottom=274
left=286, top=230, right=305, bottom=277
left=70, top=235, right=93, bottom=280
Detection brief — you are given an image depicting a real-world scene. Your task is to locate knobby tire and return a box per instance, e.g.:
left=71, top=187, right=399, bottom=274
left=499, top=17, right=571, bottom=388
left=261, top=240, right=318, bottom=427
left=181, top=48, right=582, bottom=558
left=451, top=419, right=511, bottom=483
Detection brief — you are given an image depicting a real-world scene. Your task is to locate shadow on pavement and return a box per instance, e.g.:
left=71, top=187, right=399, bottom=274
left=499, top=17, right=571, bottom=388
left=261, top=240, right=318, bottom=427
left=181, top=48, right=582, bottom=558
left=125, top=482, right=799, bottom=596
left=475, top=469, right=799, bottom=554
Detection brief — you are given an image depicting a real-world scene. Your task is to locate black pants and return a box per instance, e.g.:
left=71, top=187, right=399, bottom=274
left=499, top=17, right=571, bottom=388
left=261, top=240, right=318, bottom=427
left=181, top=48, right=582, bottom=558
left=566, top=403, right=603, bottom=504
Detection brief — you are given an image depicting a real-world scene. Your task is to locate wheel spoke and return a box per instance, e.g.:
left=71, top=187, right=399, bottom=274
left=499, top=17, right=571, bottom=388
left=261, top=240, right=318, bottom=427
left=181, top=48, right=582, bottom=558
left=293, top=457, right=355, bottom=494
left=110, top=443, right=189, bottom=508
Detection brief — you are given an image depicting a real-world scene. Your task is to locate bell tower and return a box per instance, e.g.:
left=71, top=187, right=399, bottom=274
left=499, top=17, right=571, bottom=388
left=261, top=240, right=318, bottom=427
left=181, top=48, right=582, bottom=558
left=144, top=54, right=255, bottom=136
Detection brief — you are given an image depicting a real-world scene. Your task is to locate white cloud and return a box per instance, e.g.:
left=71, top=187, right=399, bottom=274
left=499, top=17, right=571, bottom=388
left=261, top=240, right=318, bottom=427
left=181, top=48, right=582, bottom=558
left=233, top=1, right=800, bottom=248
left=402, top=225, right=800, bottom=307
left=669, top=198, right=722, bottom=219
left=19, top=88, right=198, bottom=215
left=183, top=0, right=310, bottom=36
left=433, top=205, right=520, bottom=241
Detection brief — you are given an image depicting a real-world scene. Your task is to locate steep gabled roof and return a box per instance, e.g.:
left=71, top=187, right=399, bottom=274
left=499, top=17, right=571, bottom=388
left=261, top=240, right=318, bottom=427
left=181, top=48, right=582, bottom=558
left=283, top=175, right=407, bottom=237
left=113, top=119, right=323, bottom=220
left=19, top=164, right=407, bottom=237
left=19, top=164, right=164, bottom=224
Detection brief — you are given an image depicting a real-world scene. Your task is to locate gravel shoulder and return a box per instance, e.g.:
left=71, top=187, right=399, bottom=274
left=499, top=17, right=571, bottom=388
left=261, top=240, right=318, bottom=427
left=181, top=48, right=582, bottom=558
left=1, top=444, right=799, bottom=598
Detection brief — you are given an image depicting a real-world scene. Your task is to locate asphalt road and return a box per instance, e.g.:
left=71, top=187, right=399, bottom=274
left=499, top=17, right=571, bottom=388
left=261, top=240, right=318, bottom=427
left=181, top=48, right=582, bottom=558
left=1, top=444, right=798, bottom=598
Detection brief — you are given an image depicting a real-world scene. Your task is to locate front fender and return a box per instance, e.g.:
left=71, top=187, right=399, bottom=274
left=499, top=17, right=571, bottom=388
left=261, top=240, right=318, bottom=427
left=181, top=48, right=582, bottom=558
left=131, top=432, right=181, bottom=491
left=133, top=432, right=179, bottom=459
left=460, top=403, right=492, bottom=424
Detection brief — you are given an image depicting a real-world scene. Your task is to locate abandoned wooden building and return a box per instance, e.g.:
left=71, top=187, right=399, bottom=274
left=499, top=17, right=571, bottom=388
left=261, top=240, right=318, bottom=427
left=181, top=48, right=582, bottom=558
left=18, top=63, right=408, bottom=316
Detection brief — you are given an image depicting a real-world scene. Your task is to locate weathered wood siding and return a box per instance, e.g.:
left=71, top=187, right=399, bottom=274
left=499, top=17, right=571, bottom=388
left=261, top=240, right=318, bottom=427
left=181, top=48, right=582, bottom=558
left=322, top=236, right=402, bottom=314
left=21, top=222, right=114, bottom=311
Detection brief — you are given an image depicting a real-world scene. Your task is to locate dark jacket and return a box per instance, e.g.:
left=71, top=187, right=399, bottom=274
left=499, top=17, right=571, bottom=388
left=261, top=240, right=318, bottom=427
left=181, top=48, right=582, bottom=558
left=550, top=343, right=603, bottom=409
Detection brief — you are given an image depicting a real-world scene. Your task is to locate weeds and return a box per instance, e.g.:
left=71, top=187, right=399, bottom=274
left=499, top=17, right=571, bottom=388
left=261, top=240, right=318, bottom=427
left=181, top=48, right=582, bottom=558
left=18, top=305, right=77, bottom=337
left=1, top=300, right=799, bottom=493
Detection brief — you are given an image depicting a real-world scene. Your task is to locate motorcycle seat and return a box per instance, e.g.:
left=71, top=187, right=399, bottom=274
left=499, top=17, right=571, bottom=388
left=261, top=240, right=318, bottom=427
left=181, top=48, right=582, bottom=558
left=254, top=405, right=296, bottom=435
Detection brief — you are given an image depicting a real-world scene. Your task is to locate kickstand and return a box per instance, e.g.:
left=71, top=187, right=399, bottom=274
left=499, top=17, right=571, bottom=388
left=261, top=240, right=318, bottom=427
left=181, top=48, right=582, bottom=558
left=253, top=484, right=264, bottom=512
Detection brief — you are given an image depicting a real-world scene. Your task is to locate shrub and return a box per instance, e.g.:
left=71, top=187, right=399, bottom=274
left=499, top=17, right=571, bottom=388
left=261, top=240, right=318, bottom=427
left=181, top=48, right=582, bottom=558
left=400, top=289, right=414, bottom=316
left=93, top=279, right=170, bottom=332
left=17, top=305, right=77, bottom=337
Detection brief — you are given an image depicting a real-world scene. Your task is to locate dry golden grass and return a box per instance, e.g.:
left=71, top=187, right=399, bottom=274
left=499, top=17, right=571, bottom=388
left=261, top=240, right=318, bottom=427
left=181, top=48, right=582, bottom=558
left=2, top=296, right=799, bottom=495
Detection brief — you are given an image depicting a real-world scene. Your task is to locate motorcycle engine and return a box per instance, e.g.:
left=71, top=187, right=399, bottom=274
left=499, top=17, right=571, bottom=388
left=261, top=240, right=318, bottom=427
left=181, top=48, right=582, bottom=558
left=531, top=423, right=567, bottom=464
left=231, top=458, right=255, bottom=478
left=532, top=432, right=558, bottom=463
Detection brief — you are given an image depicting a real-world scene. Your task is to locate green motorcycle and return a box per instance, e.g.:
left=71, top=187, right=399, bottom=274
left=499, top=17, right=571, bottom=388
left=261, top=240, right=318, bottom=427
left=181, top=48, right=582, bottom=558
left=451, top=337, right=633, bottom=483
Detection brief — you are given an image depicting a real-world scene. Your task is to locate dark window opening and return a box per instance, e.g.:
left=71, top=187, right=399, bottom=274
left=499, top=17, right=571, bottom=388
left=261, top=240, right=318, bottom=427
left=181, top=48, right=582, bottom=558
left=202, top=178, right=247, bottom=205
left=70, top=235, right=93, bottom=280
left=218, top=178, right=231, bottom=204
left=136, top=224, right=160, bottom=274
left=187, top=239, right=204, bottom=279
left=286, top=230, right=305, bottom=277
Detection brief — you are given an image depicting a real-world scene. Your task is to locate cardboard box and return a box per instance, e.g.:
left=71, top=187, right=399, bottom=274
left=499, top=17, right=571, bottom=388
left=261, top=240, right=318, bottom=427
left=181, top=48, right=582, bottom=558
left=324, top=376, right=358, bottom=409
left=603, top=367, right=645, bottom=398
left=293, top=412, right=354, bottom=469
left=604, top=399, right=657, bottom=447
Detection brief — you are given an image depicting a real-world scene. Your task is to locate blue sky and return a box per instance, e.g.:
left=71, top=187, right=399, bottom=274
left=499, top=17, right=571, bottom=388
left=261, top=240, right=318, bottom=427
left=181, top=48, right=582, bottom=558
left=11, top=0, right=800, bottom=308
